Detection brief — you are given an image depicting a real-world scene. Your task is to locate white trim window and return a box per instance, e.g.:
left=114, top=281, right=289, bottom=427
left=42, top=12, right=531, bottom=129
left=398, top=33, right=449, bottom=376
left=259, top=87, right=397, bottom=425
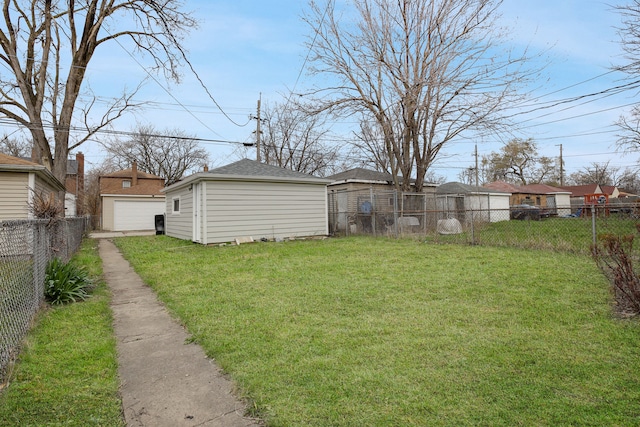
left=172, top=197, right=180, bottom=214
left=122, top=180, right=131, bottom=188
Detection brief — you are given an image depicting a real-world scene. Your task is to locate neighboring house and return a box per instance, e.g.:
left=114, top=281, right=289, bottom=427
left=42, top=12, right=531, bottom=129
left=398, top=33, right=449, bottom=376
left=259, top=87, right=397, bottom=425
left=519, top=183, right=572, bottom=216
left=326, top=168, right=438, bottom=233
left=162, top=159, right=331, bottom=244
left=484, top=181, right=572, bottom=215
left=0, top=153, right=66, bottom=220
left=64, top=152, right=85, bottom=217
left=327, top=167, right=437, bottom=193
left=558, top=184, right=603, bottom=206
left=600, top=185, right=620, bottom=199
left=437, top=182, right=511, bottom=223
left=99, top=162, right=165, bottom=231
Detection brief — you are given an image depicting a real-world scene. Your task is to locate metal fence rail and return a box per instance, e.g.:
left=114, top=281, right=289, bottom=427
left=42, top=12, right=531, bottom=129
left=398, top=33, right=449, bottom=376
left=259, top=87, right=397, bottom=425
left=328, top=189, right=640, bottom=255
left=0, top=217, right=89, bottom=382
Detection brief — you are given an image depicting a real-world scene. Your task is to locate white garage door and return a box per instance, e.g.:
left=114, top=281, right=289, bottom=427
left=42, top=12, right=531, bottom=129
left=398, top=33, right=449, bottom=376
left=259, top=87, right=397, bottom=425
left=114, top=200, right=166, bottom=231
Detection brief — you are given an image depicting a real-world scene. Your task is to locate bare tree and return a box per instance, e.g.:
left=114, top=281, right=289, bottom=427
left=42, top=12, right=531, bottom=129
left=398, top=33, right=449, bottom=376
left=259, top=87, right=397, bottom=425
left=255, top=101, right=341, bottom=177
left=83, top=158, right=118, bottom=229
left=349, top=119, right=391, bottom=172
left=104, top=125, right=209, bottom=185
left=303, top=0, right=539, bottom=192
left=565, top=161, right=639, bottom=190
left=0, top=0, right=197, bottom=184
left=481, top=138, right=555, bottom=185
left=0, top=134, right=31, bottom=157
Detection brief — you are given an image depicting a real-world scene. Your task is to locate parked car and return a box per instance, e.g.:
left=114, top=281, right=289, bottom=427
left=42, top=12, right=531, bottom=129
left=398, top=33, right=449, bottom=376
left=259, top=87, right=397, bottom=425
left=510, top=204, right=550, bottom=220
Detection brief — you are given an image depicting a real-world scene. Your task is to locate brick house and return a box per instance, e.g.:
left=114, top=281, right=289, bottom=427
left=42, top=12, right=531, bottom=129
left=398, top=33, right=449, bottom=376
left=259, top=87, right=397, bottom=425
left=99, top=161, right=166, bottom=231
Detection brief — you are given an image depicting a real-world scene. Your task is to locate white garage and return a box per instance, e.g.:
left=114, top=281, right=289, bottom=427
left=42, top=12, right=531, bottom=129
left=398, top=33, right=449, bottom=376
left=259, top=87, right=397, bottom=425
left=114, top=200, right=166, bottom=231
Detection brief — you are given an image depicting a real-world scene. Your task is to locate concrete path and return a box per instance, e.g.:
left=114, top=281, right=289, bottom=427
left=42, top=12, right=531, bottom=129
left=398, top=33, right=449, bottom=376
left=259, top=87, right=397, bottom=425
left=99, top=239, right=262, bottom=427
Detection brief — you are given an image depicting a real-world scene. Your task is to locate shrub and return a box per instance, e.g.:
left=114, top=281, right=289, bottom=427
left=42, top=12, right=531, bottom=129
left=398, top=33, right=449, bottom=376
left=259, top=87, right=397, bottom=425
left=591, top=233, right=640, bottom=316
left=44, top=258, right=92, bottom=305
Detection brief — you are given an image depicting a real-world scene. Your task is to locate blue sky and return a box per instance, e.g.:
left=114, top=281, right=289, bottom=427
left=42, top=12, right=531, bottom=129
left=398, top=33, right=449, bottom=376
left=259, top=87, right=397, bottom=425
left=75, top=0, right=639, bottom=181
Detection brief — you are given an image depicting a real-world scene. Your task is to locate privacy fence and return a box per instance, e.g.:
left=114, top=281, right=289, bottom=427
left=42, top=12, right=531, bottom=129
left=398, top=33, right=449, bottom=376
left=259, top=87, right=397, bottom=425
left=0, top=217, right=89, bottom=383
left=328, top=188, right=640, bottom=255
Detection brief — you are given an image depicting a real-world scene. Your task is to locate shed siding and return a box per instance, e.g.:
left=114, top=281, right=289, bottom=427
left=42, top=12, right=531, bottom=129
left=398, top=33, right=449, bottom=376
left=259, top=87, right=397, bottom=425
left=0, top=172, right=29, bottom=220
left=165, top=186, right=193, bottom=241
left=204, top=181, right=327, bottom=243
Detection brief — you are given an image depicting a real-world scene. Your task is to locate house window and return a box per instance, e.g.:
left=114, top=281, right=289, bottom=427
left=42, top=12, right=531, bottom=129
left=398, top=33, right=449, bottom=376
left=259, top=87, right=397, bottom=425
left=122, top=180, right=131, bottom=188
left=172, top=197, right=180, bottom=214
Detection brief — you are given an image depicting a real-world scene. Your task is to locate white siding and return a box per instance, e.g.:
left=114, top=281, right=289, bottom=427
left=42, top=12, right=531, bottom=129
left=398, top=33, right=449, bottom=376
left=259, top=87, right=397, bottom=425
left=165, top=186, right=193, bottom=240
left=0, top=172, right=29, bottom=220
left=205, top=180, right=327, bottom=244
left=555, top=194, right=572, bottom=216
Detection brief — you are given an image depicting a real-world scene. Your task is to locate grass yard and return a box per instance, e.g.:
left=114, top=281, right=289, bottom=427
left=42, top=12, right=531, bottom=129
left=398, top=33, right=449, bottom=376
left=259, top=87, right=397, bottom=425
left=114, top=235, right=640, bottom=427
left=0, top=239, right=124, bottom=427
left=429, top=216, right=640, bottom=255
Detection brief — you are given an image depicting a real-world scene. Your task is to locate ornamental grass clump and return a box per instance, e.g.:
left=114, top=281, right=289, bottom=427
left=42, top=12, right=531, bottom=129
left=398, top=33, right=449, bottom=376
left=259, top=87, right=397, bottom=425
left=44, top=258, right=92, bottom=305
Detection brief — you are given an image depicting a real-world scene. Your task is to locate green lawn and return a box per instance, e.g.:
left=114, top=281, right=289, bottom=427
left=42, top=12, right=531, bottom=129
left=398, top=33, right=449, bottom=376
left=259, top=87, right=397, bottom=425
left=0, top=240, right=124, bottom=427
left=431, top=216, right=640, bottom=255
left=113, top=235, right=640, bottom=426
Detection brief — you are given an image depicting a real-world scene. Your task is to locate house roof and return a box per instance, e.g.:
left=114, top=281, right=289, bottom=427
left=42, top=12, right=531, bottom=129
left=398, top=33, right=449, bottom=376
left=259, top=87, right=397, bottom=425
left=101, top=168, right=163, bottom=180
left=437, top=181, right=510, bottom=195
left=558, top=184, right=601, bottom=197
left=601, top=185, right=618, bottom=196
left=327, top=167, right=396, bottom=184
left=484, top=181, right=521, bottom=193
left=0, top=153, right=65, bottom=191
left=484, top=181, right=570, bottom=195
left=326, top=167, right=439, bottom=188
left=100, top=168, right=165, bottom=196
left=164, top=159, right=331, bottom=192
left=520, top=183, right=571, bottom=195
left=2, top=153, right=40, bottom=167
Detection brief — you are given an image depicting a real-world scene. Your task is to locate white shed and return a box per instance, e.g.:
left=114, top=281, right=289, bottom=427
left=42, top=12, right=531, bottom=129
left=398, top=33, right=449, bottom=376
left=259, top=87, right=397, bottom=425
left=436, top=182, right=511, bottom=223
left=162, top=159, right=331, bottom=244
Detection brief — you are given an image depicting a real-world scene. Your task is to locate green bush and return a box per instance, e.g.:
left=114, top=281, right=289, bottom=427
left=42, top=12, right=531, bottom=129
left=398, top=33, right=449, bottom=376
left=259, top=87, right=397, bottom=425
left=44, top=258, right=92, bottom=305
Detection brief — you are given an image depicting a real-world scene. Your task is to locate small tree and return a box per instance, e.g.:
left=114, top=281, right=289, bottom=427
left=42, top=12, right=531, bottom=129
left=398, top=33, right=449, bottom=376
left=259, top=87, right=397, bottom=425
left=481, top=138, right=554, bottom=185
left=0, top=135, right=31, bottom=158
left=104, top=125, right=209, bottom=185
left=246, top=101, right=340, bottom=177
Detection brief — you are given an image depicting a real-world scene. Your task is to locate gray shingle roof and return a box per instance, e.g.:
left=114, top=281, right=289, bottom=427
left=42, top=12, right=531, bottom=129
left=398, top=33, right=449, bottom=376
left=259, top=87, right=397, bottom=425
left=208, top=159, right=326, bottom=180
left=437, top=181, right=510, bottom=194
left=327, top=167, right=395, bottom=183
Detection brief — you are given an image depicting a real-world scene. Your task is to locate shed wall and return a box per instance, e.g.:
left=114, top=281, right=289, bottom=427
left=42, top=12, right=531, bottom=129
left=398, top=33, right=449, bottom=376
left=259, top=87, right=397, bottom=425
left=204, top=180, right=328, bottom=243
left=165, top=186, right=193, bottom=240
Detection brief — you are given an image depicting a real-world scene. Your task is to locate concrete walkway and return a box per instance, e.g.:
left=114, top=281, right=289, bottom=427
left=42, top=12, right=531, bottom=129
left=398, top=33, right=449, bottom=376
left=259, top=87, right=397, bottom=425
left=99, top=239, right=262, bottom=427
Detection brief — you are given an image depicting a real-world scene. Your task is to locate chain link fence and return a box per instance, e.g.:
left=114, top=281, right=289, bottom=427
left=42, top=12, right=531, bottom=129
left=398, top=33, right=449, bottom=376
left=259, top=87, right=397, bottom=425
left=0, top=217, right=90, bottom=383
left=328, top=188, right=640, bottom=256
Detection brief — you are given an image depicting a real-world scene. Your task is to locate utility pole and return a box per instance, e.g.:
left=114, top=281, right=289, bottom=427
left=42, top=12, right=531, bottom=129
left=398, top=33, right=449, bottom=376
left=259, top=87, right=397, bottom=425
left=474, top=144, right=479, bottom=187
left=557, top=143, right=564, bottom=186
left=255, top=97, right=262, bottom=163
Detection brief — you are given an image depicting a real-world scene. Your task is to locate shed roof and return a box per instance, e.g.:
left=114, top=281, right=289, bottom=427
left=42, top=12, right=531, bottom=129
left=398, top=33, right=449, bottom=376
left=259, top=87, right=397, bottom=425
left=327, top=167, right=396, bottom=184
left=437, top=181, right=510, bottom=195
left=484, top=181, right=521, bottom=193
left=520, top=183, right=571, bottom=195
left=164, top=159, right=331, bottom=192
